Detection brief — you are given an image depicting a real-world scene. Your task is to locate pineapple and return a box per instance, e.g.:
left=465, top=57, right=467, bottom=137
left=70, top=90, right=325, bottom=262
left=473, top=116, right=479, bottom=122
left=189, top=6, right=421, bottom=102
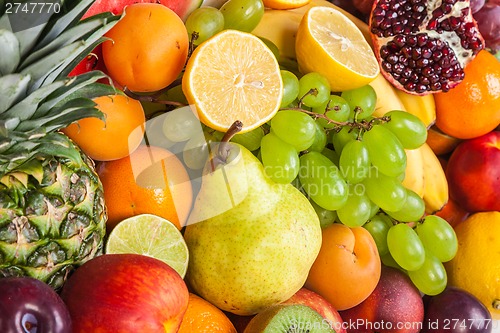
left=0, top=0, right=121, bottom=289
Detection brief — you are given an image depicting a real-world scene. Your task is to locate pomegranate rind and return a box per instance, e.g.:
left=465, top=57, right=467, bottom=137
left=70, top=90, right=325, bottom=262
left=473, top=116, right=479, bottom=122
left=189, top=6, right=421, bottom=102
left=369, top=0, right=485, bottom=95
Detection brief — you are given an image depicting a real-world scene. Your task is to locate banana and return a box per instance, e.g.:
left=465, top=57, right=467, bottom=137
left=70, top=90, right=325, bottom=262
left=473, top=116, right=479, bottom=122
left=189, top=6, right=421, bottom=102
left=420, top=142, right=449, bottom=214
left=402, top=147, right=425, bottom=198
left=395, top=89, right=436, bottom=128
left=369, top=73, right=407, bottom=117
left=252, top=0, right=371, bottom=60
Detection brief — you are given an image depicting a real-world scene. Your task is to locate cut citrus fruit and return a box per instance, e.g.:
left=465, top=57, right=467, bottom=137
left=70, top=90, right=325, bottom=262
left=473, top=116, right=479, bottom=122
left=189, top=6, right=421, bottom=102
left=182, top=29, right=283, bottom=133
left=263, top=0, right=312, bottom=10
left=295, top=6, right=379, bottom=92
left=105, top=214, right=189, bottom=278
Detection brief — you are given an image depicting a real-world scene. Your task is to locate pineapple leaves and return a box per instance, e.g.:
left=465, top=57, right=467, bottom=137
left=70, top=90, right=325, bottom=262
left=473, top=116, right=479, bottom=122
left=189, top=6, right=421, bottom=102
left=0, top=73, right=30, bottom=113
left=0, top=29, right=20, bottom=75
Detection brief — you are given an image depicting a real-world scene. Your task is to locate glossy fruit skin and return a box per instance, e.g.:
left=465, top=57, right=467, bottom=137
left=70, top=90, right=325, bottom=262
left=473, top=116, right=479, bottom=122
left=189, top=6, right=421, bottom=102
left=340, top=265, right=424, bottom=333
left=305, top=223, right=381, bottom=311
left=282, top=288, right=346, bottom=333
left=445, top=131, right=500, bottom=212
left=421, top=286, right=492, bottom=333
left=0, top=277, right=72, bottom=333
left=60, top=254, right=189, bottom=333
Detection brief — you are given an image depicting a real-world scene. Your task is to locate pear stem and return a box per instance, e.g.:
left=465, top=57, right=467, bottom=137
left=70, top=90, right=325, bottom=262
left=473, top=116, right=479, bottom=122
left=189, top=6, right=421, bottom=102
left=207, top=121, right=243, bottom=172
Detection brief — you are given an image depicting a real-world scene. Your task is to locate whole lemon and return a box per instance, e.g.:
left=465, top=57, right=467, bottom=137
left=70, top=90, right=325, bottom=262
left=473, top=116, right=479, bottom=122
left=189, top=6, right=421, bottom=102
left=445, top=211, right=500, bottom=319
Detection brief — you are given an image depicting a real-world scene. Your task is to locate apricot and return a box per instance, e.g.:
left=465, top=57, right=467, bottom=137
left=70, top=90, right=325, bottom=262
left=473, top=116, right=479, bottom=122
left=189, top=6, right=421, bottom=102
left=305, top=223, right=381, bottom=311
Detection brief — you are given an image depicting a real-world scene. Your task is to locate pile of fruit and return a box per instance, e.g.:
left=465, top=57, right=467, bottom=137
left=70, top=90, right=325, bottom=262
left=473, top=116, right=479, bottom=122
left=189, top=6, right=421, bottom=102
left=0, top=0, right=499, bottom=332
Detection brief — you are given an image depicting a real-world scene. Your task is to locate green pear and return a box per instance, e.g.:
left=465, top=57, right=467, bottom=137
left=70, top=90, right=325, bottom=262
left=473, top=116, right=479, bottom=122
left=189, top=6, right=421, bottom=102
left=184, top=142, right=322, bottom=316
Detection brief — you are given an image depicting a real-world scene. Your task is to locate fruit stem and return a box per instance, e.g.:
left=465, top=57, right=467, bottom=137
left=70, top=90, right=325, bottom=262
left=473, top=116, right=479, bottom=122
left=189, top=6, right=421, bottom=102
left=123, top=81, right=186, bottom=110
left=493, top=299, right=500, bottom=310
left=207, top=121, right=243, bottom=172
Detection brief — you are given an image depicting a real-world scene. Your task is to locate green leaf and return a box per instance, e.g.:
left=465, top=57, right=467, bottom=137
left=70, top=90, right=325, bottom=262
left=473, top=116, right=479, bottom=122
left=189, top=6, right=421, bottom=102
left=0, top=29, right=20, bottom=75
left=0, top=73, right=30, bottom=113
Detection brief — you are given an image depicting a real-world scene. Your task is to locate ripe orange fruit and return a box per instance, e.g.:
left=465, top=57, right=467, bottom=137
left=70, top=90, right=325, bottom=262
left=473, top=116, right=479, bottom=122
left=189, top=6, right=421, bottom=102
left=102, top=3, right=189, bottom=92
left=96, top=145, right=192, bottom=231
left=305, top=223, right=381, bottom=311
left=62, top=94, right=145, bottom=161
left=434, top=50, right=500, bottom=139
left=177, top=293, right=237, bottom=333
left=445, top=211, right=500, bottom=319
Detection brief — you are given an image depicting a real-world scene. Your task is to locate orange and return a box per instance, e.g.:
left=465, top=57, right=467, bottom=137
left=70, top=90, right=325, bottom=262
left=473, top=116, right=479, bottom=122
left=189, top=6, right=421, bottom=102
left=434, top=50, right=500, bottom=139
left=263, top=0, right=312, bottom=9
left=63, top=94, right=145, bottom=161
left=182, top=29, right=283, bottom=134
left=177, top=293, right=237, bottom=333
left=305, top=223, right=381, bottom=311
left=95, top=145, right=192, bottom=231
left=445, top=211, right=500, bottom=319
left=102, top=3, right=189, bottom=92
left=425, top=125, right=462, bottom=156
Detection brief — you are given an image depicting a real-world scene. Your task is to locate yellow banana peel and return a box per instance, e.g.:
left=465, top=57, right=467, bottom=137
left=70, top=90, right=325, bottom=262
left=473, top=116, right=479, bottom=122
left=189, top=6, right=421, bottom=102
left=370, top=73, right=407, bottom=117
left=395, top=90, right=436, bottom=128
left=420, top=142, right=449, bottom=214
left=402, top=147, right=425, bottom=198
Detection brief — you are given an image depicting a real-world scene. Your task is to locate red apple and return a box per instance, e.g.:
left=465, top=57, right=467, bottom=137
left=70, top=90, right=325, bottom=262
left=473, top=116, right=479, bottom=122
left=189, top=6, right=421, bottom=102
left=445, top=131, right=500, bottom=212
left=282, top=288, right=346, bottom=333
left=60, top=254, right=189, bottom=333
left=339, top=265, right=424, bottom=333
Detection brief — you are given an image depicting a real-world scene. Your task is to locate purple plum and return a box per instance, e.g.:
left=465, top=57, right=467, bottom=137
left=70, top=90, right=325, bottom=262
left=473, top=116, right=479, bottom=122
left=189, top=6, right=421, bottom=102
left=0, top=277, right=72, bottom=333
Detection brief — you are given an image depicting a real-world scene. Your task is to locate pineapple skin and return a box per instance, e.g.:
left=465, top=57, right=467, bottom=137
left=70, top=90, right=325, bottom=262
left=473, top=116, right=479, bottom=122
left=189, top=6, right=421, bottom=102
left=0, top=133, right=107, bottom=289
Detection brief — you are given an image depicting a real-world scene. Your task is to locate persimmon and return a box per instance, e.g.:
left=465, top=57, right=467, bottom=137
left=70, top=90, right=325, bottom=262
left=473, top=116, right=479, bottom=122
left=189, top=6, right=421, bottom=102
left=62, top=94, right=145, bottom=161
left=305, top=223, right=381, bottom=311
left=102, top=3, right=189, bottom=92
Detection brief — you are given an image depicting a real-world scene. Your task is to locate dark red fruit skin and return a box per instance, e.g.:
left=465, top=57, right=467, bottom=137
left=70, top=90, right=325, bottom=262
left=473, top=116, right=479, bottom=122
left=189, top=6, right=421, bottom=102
left=474, top=3, right=500, bottom=52
left=339, top=265, right=424, bottom=333
left=0, top=277, right=72, bottom=333
left=421, top=286, right=492, bottom=333
left=68, top=44, right=108, bottom=79
left=445, top=131, right=500, bottom=212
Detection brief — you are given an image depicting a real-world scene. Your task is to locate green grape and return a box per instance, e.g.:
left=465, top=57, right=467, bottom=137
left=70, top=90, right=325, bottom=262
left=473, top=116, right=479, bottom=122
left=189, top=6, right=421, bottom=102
left=231, top=126, right=264, bottom=151
left=280, top=70, right=300, bottom=108
left=363, top=124, right=407, bottom=178
left=308, top=121, right=327, bottom=152
left=407, top=253, right=447, bottom=296
left=185, top=7, right=224, bottom=45
left=311, top=200, right=337, bottom=229
left=337, top=185, right=372, bottom=227
left=363, top=214, right=391, bottom=255
left=162, top=106, right=203, bottom=142
left=339, top=139, right=370, bottom=183
left=183, top=133, right=211, bottom=170
left=368, top=200, right=380, bottom=218
left=299, top=151, right=348, bottom=211
left=416, top=215, right=458, bottom=263
left=331, top=126, right=358, bottom=155
left=260, top=133, right=299, bottom=184
left=144, top=115, right=175, bottom=149
left=260, top=37, right=280, bottom=61
left=271, top=110, right=316, bottom=151
left=382, top=110, right=428, bottom=149
left=220, top=0, right=264, bottom=32
left=385, top=189, right=425, bottom=222
left=363, top=167, right=407, bottom=212
left=313, top=95, right=351, bottom=128
left=321, top=147, right=339, bottom=166
left=380, top=251, right=405, bottom=271
left=298, top=72, right=331, bottom=108
left=341, top=84, right=377, bottom=120
left=387, top=223, right=425, bottom=271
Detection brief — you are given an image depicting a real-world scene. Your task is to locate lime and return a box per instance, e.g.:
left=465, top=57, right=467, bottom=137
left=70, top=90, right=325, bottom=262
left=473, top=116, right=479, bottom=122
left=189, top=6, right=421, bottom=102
left=105, top=214, right=189, bottom=278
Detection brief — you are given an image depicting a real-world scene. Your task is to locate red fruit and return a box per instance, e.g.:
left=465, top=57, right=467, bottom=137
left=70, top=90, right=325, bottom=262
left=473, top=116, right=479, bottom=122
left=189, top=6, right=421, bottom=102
left=445, top=130, right=500, bottom=212
left=81, top=0, right=201, bottom=21
left=60, top=254, right=189, bottom=333
left=67, top=45, right=107, bottom=78
left=369, top=0, right=485, bottom=95
left=474, top=3, right=500, bottom=52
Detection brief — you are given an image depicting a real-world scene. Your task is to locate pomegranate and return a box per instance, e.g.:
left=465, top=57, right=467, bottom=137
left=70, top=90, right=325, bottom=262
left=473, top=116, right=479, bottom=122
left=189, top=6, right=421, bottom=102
left=369, top=0, right=485, bottom=95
